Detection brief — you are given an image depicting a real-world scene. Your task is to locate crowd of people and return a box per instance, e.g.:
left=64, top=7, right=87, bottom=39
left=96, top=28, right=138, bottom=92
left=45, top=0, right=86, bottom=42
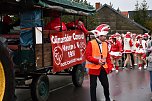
left=44, top=12, right=89, bottom=34
left=106, top=31, right=150, bottom=73
left=85, top=23, right=152, bottom=101
left=87, top=25, right=151, bottom=74
left=109, top=32, right=150, bottom=72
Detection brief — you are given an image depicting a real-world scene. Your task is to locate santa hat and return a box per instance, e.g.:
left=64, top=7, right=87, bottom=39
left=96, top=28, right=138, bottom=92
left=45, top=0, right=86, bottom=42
left=143, top=33, right=149, bottom=38
left=136, top=35, right=142, bottom=39
left=111, top=35, right=116, bottom=39
left=90, top=24, right=110, bottom=38
left=115, top=32, right=120, bottom=37
left=125, top=32, right=131, bottom=38
left=132, top=33, right=136, bottom=36
left=145, top=33, right=149, bottom=36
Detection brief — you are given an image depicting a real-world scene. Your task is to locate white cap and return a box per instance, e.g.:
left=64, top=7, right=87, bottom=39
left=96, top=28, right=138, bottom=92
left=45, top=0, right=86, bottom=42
left=90, top=24, right=110, bottom=38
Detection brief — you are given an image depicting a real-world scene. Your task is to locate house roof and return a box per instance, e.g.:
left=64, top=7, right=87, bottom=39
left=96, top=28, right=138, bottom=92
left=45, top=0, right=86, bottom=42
left=0, top=0, right=96, bottom=15
left=96, top=4, right=150, bottom=33
left=121, top=11, right=129, bottom=17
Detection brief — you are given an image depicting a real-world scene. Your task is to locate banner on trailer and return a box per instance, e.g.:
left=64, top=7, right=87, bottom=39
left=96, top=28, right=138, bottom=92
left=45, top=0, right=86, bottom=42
left=50, top=30, right=86, bottom=72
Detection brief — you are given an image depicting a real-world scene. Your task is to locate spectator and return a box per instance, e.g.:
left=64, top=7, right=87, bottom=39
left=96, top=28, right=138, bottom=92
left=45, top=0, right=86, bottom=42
left=146, top=32, right=152, bottom=100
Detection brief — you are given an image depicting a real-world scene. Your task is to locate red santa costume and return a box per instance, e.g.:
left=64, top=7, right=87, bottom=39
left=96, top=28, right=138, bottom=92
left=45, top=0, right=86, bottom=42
left=66, top=19, right=88, bottom=34
left=107, top=36, right=113, bottom=51
left=143, top=33, right=150, bottom=47
left=123, top=32, right=133, bottom=68
left=131, top=33, right=137, bottom=65
left=115, top=32, right=122, bottom=43
left=131, top=34, right=137, bottom=53
left=123, top=32, right=133, bottom=53
left=115, top=32, right=123, bottom=50
left=110, top=34, right=123, bottom=72
left=136, top=35, right=146, bottom=55
left=136, top=35, right=147, bottom=70
left=44, top=17, right=67, bottom=31
left=142, top=33, right=149, bottom=68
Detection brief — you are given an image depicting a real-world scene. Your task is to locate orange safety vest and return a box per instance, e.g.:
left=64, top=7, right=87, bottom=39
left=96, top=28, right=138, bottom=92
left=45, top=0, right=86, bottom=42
left=85, top=39, right=108, bottom=69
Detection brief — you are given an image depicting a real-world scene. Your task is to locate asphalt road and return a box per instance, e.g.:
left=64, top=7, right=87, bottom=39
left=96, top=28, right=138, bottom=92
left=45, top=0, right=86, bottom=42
left=16, top=67, right=152, bottom=101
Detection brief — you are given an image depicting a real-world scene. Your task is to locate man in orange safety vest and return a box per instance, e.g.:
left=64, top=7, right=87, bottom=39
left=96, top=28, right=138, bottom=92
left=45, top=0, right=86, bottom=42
left=85, top=24, right=113, bottom=101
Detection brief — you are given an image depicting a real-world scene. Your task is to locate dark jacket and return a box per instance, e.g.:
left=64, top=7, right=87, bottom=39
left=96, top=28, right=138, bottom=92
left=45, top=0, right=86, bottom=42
left=146, top=40, right=152, bottom=71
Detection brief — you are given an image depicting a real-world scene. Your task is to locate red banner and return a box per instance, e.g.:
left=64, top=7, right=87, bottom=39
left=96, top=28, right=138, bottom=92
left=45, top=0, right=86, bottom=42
left=50, top=30, right=86, bottom=72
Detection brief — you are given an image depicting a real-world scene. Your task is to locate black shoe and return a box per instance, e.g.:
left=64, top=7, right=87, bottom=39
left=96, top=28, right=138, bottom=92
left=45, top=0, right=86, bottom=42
left=106, top=99, right=110, bottom=101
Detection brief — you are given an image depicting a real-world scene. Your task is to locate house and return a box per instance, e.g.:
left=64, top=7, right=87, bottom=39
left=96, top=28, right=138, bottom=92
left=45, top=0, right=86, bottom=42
left=95, top=3, right=150, bottom=34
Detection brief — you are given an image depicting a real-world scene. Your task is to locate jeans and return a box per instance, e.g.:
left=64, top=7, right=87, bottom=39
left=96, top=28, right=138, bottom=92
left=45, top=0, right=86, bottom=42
left=90, top=68, right=110, bottom=101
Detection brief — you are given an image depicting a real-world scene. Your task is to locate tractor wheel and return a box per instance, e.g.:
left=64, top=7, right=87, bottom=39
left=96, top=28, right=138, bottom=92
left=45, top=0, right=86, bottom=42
left=31, top=75, right=49, bottom=101
left=72, top=64, right=84, bottom=87
left=0, top=42, right=14, bottom=101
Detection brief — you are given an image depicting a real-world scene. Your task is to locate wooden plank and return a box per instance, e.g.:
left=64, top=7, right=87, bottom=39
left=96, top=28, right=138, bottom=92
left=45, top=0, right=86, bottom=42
left=35, top=43, right=53, bottom=68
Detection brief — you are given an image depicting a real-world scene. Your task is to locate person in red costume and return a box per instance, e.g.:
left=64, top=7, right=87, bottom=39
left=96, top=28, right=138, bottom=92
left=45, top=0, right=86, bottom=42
left=85, top=24, right=113, bottom=101
left=123, top=32, right=133, bottom=69
left=44, top=12, right=67, bottom=31
left=136, top=35, right=147, bottom=70
left=66, top=18, right=88, bottom=34
left=131, top=33, right=138, bottom=66
left=2, top=15, right=12, bottom=34
left=110, top=34, right=122, bottom=73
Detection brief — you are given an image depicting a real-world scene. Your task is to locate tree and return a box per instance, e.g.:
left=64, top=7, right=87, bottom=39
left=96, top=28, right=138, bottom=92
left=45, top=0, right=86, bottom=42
left=145, top=19, right=152, bottom=32
left=133, top=1, right=141, bottom=24
left=140, top=0, right=149, bottom=24
left=133, top=0, right=151, bottom=31
left=109, top=2, right=113, bottom=8
left=73, top=0, right=80, bottom=2
left=117, top=7, right=121, bottom=12
left=80, top=0, right=83, bottom=3
left=135, top=0, right=139, bottom=11
left=84, top=0, right=87, bottom=5
left=87, top=13, right=100, bottom=30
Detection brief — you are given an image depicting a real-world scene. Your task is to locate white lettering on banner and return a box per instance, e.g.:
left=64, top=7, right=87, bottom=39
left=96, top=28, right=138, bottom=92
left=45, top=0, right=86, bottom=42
left=76, top=42, right=80, bottom=48
left=51, top=34, right=72, bottom=44
left=68, top=50, right=75, bottom=58
left=76, top=42, right=86, bottom=49
left=60, top=57, right=82, bottom=67
left=62, top=44, right=75, bottom=51
left=53, top=46, right=63, bottom=66
left=73, top=33, right=84, bottom=40
left=51, top=33, right=84, bottom=44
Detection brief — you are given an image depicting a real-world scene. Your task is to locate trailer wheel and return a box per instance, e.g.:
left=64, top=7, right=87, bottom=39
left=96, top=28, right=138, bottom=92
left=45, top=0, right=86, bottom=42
left=0, top=42, right=14, bottom=101
left=72, top=64, right=84, bottom=87
left=31, top=75, right=49, bottom=101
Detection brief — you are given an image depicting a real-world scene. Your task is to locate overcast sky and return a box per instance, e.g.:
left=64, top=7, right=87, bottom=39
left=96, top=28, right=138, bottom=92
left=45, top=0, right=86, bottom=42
left=87, top=0, right=152, bottom=11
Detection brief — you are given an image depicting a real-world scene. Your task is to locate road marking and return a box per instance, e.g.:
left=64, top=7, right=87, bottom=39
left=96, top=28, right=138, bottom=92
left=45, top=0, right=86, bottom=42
left=49, top=83, right=73, bottom=92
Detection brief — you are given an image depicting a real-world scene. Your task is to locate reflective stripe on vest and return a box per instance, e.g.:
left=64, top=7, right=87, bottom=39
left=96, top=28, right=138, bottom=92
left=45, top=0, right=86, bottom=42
left=85, top=39, right=108, bottom=69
